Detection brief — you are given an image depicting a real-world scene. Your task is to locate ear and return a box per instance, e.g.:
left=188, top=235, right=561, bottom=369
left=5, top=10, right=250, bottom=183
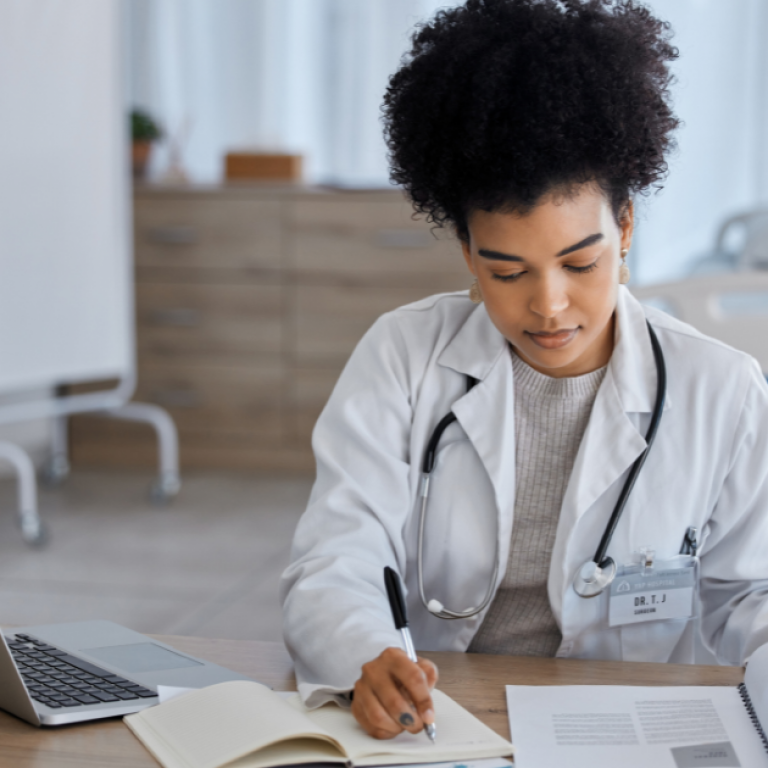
left=620, top=199, right=634, bottom=252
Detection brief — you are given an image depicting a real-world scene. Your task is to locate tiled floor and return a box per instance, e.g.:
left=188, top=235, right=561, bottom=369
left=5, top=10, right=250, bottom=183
left=0, top=470, right=313, bottom=642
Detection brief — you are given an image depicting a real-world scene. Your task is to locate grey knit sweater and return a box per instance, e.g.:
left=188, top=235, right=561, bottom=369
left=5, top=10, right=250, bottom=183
left=468, top=349, right=607, bottom=657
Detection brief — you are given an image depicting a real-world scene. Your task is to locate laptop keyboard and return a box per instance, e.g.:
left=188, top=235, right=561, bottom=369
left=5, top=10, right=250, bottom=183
left=6, top=634, right=156, bottom=710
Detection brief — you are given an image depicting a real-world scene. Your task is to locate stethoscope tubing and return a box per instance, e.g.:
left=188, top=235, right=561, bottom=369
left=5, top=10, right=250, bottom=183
left=417, top=376, right=501, bottom=619
left=417, top=470, right=500, bottom=618
left=591, top=321, right=667, bottom=568
left=417, top=320, right=667, bottom=616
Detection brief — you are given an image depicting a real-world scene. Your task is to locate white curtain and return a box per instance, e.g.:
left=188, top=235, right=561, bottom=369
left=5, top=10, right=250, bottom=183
left=635, top=0, right=768, bottom=283
left=126, top=0, right=768, bottom=284
left=126, top=0, right=451, bottom=186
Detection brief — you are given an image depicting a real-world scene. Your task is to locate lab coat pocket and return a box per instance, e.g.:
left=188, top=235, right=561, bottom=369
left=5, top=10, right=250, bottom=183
left=417, top=434, right=498, bottom=617
left=620, top=618, right=689, bottom=662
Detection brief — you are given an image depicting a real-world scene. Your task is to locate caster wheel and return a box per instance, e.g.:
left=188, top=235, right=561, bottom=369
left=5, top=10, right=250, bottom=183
left=19, top=512, right=48, bottom=547
left=149, top=473, right=181, bottom=505
left=40, top=455, right=70, bottom=488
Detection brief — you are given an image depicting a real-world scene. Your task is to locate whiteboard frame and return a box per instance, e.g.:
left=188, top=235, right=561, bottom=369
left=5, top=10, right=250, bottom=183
left=0, top=0, right=135, bottom=427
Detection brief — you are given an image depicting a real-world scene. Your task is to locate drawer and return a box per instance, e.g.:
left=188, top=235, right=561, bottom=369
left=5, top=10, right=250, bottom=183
left=136, top=283, right=284, bottom=361
left=69, top=417, right=314, bottom=472
left=290, top=199, right=467, bottom=278
left=134, top=197, right=283, bottom=270
left=134, top=362, right=284, bottom=439
left=292, top=284, right=448, bottom=366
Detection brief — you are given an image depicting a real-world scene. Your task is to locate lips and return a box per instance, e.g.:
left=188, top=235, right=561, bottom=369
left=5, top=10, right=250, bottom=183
left=526, top=328, right=579, bottom=350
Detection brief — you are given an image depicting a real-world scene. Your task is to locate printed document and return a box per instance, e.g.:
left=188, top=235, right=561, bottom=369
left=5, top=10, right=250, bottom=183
left=506, top=684, right=768, bottom=767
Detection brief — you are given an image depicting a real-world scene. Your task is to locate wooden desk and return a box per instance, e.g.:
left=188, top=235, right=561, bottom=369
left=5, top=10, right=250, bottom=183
left=0, top=635, right=744, bottom=768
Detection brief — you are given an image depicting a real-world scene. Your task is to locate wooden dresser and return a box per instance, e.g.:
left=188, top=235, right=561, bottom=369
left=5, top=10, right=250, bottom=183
left=69, top=185, right=468, bottom=473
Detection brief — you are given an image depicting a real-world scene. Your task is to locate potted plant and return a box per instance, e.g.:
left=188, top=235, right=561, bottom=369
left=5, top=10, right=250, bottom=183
left=131, top=108, right=162, bottom=179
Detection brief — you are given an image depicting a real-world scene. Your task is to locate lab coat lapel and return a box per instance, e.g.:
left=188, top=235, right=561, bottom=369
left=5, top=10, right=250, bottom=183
left=549, top=288, right=669, bottom=621
left=451, top=351, right=516, bottom=518
left=437, top=305, right=516, bottom=580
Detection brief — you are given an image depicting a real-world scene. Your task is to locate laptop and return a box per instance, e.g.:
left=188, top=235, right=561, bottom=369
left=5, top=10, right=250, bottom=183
left=0, top=619, right=255, bottom=726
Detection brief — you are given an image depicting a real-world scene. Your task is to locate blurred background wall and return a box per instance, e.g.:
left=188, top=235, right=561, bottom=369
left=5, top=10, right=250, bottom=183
left=125, top=0, right=768, bottom=284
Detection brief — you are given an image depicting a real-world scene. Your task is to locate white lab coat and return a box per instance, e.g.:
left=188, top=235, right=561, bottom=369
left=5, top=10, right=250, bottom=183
left=280, top=286, right=768, bottom=706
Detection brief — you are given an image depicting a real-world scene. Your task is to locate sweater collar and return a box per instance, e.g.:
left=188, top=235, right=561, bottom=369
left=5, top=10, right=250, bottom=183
left=437, top=286, right=670, bottom=415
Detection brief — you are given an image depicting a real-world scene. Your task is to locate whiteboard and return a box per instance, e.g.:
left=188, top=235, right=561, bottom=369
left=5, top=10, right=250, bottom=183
left=0, top=0, right=131, bottom=394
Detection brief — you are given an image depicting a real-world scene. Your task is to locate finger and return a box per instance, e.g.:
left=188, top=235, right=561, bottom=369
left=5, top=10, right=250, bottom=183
left=417, top=657, right=439, bottom=689
left=376, top=681, right=424, bottom=735
left=351, top=679, right=403, bottom=740
left=360, top=649, right=426, bottom=735
left=384, top=650, right=435, bottom=728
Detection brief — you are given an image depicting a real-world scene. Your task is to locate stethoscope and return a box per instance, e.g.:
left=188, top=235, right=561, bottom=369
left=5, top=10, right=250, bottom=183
left=417, top=320, right=667, bottom=619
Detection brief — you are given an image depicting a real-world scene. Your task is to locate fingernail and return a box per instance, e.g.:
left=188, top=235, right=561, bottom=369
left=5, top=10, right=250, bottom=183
left=423, top=709, right=435, bottom=724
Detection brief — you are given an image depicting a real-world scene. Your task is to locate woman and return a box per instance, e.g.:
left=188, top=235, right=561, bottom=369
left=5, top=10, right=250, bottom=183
left=281, top=0, right=768, bottom=741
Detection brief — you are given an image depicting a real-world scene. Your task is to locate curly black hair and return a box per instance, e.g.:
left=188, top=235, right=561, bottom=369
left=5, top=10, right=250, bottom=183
left=382, top=0, right=680, bottom=240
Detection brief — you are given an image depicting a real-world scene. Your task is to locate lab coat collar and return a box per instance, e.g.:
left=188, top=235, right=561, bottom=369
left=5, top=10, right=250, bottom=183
left=436, top=286, right=671, bottom=415
left=612, top=286, right=672, bottom=414
left=437, top=301, right=507, bottom=382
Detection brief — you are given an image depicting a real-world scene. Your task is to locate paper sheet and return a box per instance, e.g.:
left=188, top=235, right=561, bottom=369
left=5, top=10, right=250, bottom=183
left=506, top=685, right=768, bottom=767
left=373, top=759, right=512, bottom=768
left=157, top=687, right=295, bottom=705
left=158, top=686, right=197, bottom=704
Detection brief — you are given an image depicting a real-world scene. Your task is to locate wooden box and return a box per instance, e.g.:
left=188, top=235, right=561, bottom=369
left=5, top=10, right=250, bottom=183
left=224, top=153, right=302, bottom=182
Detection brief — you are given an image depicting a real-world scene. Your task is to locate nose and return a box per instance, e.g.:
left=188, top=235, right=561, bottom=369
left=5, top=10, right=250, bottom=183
left=529, top=272, right=569, bottom=319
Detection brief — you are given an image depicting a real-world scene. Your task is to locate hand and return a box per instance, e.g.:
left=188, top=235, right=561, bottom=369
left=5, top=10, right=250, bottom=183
left=351, top=647, right=438, bottom=740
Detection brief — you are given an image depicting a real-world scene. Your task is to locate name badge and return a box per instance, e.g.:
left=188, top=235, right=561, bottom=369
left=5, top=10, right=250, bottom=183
left=608, top=565, right=695, bottom=627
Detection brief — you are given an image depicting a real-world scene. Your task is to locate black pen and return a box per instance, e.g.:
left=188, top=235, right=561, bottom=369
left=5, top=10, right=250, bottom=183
left=383, top=566, right=437, bottom=743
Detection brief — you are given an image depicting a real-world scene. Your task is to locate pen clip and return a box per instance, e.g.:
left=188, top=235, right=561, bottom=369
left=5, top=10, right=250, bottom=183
left=384, top=566, right=408, bottom=629
left=679, top=526, right=698, bottom=557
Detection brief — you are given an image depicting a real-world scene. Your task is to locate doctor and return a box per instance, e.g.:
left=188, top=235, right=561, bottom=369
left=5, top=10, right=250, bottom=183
left=280, top=0, right=768, bottom=741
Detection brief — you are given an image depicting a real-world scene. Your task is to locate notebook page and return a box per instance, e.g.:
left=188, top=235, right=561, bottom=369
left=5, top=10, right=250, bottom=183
left=125, top=681, right=345, bottom=768
left=296, top=689, right=513, bottom=766
left=745, top=642, right=768, bottom=734
left=506, top=685, right=768, bottom=768
left=225, top=738, right=348, bottom=768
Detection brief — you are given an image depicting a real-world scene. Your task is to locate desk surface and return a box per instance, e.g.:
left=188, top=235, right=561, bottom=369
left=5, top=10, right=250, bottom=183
left=0, top=635, right=744, bottom=768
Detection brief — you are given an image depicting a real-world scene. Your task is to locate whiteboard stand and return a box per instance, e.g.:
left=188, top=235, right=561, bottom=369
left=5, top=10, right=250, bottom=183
left=41, top=406, right=181, bottom=504
left=103, top=403, right=181, bottom=503
left=0, top=384, right=181, bottom=544
left=0, top=440, right=43, bottom=545
left=0, top=1, right=182, bottom=544
left=39, top=415, right=70, bottom=487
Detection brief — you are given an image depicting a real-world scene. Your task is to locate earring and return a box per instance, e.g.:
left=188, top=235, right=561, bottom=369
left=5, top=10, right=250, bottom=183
left=469, top=279, right=483, bottom=304
left=619, top=248, right=631, bottom=285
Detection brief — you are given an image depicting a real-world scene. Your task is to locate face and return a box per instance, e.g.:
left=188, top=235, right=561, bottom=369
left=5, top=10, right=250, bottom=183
left=461, top=183, right=633, bottom=378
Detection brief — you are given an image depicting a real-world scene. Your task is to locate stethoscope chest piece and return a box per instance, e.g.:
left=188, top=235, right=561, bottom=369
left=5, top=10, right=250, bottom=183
left=573, top=558, right=617, bottom=598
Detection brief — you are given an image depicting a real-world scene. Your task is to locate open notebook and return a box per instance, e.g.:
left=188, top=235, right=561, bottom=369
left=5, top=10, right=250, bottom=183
left=124, top=682, right=513, bottom=768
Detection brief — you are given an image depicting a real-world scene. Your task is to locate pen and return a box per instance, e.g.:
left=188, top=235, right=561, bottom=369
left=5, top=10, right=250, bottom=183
left=679, top=527, right=698, bottom=556
left=383, top=566, right=437, bottom=743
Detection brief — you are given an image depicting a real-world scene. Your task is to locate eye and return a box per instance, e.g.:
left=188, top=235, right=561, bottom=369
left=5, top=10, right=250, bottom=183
left=564, top=259, right=599, bottom=274
left=491, top=271, right=526, bottom=282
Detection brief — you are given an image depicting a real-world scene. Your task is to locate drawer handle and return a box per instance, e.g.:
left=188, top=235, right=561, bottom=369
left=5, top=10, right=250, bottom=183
left=150, top=389, right=201, bottom=408
left=374, top=229, right=432, bottom=249
left=147, top=308, right=202, bottom=327
left=145, top=226, right=199, bottom=245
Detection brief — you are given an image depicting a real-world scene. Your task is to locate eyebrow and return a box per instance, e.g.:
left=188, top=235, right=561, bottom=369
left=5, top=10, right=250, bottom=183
left=478, top=233, right=605, bottom=262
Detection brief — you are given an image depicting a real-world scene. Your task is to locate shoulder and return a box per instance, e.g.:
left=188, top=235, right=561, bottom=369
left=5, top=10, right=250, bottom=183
left=336, top=291, right=475, bottom=389
left=363, top=290, right=479, bottom=363
left=374, top=290, right=475, bottom=337
left=636, top=298, right=768, bottom=417
left=640, top=300, right=761, bottom=378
